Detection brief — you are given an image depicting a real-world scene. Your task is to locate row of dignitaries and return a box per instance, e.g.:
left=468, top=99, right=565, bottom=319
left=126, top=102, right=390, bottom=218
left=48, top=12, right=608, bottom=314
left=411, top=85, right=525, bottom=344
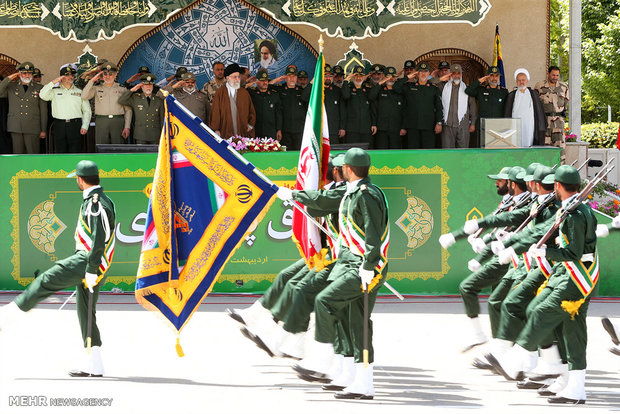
left=227, top=148, right=390, bottom=400
left=0, top=160, right=115, bottom=377
left=440, top=163, right=598, bottom=405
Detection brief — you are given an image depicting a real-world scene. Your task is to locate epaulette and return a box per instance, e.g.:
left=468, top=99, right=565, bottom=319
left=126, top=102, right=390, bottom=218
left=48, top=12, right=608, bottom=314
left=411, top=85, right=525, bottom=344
left=93, top=193, right=99, bottom=203
left=360, top=184, right=367, bottom=191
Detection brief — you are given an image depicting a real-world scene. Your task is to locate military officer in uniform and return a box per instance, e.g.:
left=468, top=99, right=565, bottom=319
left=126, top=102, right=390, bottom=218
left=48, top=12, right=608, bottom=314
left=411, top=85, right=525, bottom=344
left=81, top=63, right=132, bottom=145
left=369, top=64, right=385, bottom=86
left=248, top=69, right=282, bottom=140
left=40, top=66, right=92, bottom=153
left=32, top=68, right=43, bottom=84
left=0, top=61, right=48, bottom=154
left=274, top=66, right=306, bottom=150
left=160, top=72, right=209, bottom=123
left=118, top=74, right=164, bottom=144
left=341, top=66, right=376, bottom=146
left=0, top=160, right=116, bottom=377
left=465, top=66, right=508, bottom=146
left=371, top=66, right=405, bottom=149
left=332, top=65, right=345, bottom=88
left=301, top=64, right=346, bottom=144
left=393, top=61, right=443, bottom=149
left=402, top=60, right=416, bottom=81
left=297, top=70, right=309, bottom=89
left=535, top=66, right=569, bottom=162
left=201, top=61, right=226, bottom=105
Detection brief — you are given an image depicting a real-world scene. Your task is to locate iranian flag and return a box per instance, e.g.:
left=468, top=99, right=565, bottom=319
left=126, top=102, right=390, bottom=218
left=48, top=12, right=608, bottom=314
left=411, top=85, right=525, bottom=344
left=292, top=51, right=330, bottom=268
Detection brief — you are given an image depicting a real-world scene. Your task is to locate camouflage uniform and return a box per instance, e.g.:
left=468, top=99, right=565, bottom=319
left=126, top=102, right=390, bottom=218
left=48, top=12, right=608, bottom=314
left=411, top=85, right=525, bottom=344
left=534, top=80, right=569, bottom=161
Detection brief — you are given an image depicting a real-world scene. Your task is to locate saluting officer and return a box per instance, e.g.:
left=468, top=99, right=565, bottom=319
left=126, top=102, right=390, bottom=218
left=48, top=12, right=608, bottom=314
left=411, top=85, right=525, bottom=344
left=274, top=65, right=307, bottom=150
left=370, top=66, right=405, bottom=149
left=465, top=65, right=508, bottom=145
left=118, top=74, right=164, bottom=144
left=393, top=61, right=443, bottom=149
left=160, top=72, right=209, bottom=123
left=302, top=64, right=346, bottom=144
left=81, top=63, right=132, bottom=145
left=0, top=61, right=48, bottom=154
left=369, top=64, right=385, bottom=86
left=341, top=65, right=376, bottom=146
left=248, top=69, right=282, bottom=140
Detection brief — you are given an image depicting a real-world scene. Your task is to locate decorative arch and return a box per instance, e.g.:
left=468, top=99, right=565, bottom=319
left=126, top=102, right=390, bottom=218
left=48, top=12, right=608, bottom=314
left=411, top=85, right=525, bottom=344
left=0, top=54, right=20, bottom=79
left=117, top=0, right=318, bottom=88
left=414, top=48, right=488, bottom=88
left=414, top=48, right=489, bottom=70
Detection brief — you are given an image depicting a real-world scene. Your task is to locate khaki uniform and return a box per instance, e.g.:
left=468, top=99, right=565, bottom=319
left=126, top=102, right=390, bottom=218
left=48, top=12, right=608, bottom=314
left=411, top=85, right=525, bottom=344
left=534, top=80, right=569, bottom=160
left=0, top=77, right=48, bottom=153
left=160, top=85, right=209, bottom=123
left=118, top=90, right=163, bottom=144
left=82, top=81, right=132, bottom=145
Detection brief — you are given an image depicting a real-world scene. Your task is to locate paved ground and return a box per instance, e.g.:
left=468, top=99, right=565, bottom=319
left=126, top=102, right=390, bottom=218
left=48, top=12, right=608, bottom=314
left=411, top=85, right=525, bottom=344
left=1, top=292, right=619, bottom=414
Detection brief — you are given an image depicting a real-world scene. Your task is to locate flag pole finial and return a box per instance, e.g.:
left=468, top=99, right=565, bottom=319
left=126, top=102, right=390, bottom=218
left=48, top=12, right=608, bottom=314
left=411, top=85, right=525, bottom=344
left=161, top=90, right=170, bottom=97
left=318, top=35, right=324, bottom=53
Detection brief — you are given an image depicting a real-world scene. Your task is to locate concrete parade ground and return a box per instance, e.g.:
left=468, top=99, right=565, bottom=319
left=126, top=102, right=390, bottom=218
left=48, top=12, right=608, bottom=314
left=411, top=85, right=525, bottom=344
left=1, top=292, right=619, bottom=414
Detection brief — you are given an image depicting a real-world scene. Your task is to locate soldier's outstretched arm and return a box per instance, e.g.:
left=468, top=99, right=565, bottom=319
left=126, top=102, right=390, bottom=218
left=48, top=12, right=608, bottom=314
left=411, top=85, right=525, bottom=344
left=291, top=185, right=347, bottom=215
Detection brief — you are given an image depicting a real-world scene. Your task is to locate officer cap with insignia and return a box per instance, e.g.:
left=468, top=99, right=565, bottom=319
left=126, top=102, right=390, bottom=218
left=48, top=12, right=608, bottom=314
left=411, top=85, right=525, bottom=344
left=332, top=153, right=345, bottom=167
left=353, top=65, right=366, bottom=75
left=542, top=165, right=581, bottom=185
left=324, top=64, right=332, bottom=74
left=181, top=72, right=196, bottom=81
left=488, top=166, right=511, bottom=180
left=450, top=64, right=462, bottom=73
left=416, top=61, right=430, bottom=71
left=404, top=60, right=415, bottom=69
left=140, top=73, right=157, bottom=84
left=385, top=66, right=397, bottom=76
left=256, top=69, right=270, bottom=81
left=488, top=66, right=500, bottom=75
left=285, top=65, right=298, bottom=75
left=372, top=64, right=384, bottom=73
left=527, top=165, right=554, bottom=183
left=298, top=70, right=308, bottom=79
left=174, top=66, right=188, bottom=79
left=438, top=61, right=450, bottom=70
left=59, top=65, right=77, bottom=76
left=332, top=65, right=344, bottom=75
left=138, top=65, right=150, bottom=73
left=522, top=162, right=543, bottom=181
left=344, top=147, right=370, bottom=167
left=33, top=68, right=43, bottom=77
left=102, top=63, right=118, bottom=73
left=17, top=61, right=35, bottom=73
left=97, top=58, right=109, bottom=66
left=508, top=166, right=526, bottom=183
left=67, top=160, right=99, bottom=178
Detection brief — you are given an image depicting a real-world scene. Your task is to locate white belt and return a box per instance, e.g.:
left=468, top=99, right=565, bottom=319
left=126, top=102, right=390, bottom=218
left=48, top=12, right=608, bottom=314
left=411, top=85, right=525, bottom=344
left=581, top=253, right=594, bottom=262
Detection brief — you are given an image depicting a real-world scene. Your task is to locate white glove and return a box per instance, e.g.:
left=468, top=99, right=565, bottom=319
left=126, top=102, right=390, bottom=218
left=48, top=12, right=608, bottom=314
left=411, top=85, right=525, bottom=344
left=613, top=215, right=620, bottom=228
left=491, top=240, right=505, bottom=254
left=84, top=272, right=99, bottom=293
left=528, top=244, right=547, bottom=259
left=495, top=230, right=514, bottom=243
left=463, top=219, right=479, bottom=235
left=498, top=247, right=516, bottom=265
left=359, top=266, right=374, bottom=290
left=439, top=233, right=456, bottom=249
left=468, top=259, right=481, bottom=272
left=596, top=224, right=610, bottom=238
left=276, top=186, right=293, bottom=201
left=471, top=237, right=486, bottom=254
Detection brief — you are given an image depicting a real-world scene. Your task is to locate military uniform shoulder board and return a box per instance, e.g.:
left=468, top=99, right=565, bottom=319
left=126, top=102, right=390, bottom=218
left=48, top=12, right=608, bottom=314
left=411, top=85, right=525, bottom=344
left=93, top=193, right=99, bottom=203
left=360, top=184, right=367, bottom=191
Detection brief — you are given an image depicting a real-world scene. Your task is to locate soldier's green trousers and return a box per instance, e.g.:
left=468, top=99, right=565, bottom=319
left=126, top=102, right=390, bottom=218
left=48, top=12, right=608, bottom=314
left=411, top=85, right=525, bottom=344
left=14, top=251, right=104, bottom=348
left=406, top=128, right=435, bottom=149
left=374, top=131, right=402, bottom=149
left=260, top=258, right=307, bottom=312
left=517, top=273, right=590, bottom=370
left=95, top=116, right=125, bottom=144
left=343, top=132, right=372, bottom=146
left=459, top=258, right=510, bottom=318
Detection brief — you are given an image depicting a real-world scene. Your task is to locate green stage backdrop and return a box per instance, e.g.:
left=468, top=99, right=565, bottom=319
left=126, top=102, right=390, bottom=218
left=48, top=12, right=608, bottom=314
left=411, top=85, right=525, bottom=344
left=1, top=149, right=619, bottom=296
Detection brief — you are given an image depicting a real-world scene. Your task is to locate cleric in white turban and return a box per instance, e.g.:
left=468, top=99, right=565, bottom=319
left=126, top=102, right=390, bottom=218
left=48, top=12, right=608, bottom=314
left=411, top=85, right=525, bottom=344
left=504, top=68, right=547, bottom=147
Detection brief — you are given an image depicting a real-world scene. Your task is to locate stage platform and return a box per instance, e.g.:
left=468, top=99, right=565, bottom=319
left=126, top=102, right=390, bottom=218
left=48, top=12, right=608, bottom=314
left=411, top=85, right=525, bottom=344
left=1, top=292, right=619, bottom=414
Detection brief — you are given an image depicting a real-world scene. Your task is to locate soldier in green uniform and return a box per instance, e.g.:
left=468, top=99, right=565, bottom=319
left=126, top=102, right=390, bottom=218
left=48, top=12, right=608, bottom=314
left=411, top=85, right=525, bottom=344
left=81, top=63, right=132, bottom=145
left=535, top=66, right=570, bottom=162
left=332, top=65, right=345, bottom=88
left=370, top=66, right=405, bottom=149
left=278, top=147, right=389, bottom=400
left=341, top=66, right=376, bottom=146
left=369, top=64, right=385, bottom=86
left=0, top=61, right=48, bottom=154
left=0, top=160, right=116, bottom=377
left=118, top=74, right=164, bottom=144
left=273, top=66, right=306, bottom=150
left=247, top=69, right=282, bottom=140
left=393, top=62, right=443, bottom=149
left=465, top=66, right=509, bottom=146
left=301, top=64, right=346, bottom=144
left=297, top=70, right=309, bottom=89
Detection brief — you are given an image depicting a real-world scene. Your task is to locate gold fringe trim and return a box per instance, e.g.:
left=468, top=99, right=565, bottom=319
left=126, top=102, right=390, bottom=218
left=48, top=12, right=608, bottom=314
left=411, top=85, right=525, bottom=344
left=536, top=279, right=549, bottom=296
left=291, top=234, right=335, bottom=271
left=561, top=298, right=585, bottom=320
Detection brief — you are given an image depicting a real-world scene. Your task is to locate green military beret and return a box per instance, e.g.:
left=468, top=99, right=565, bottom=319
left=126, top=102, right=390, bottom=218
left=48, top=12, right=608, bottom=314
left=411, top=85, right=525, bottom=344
left=488, top=166, right=511, bottom=180
left=528, top=166, right=554, bottom=183
left=438, top=61, right=450, bottom=70
left=353, top=65, right=365, bottom=75
left=522, top=162, right=543, bottom=181
left=286, top=65, right=298, bottom=75
left=385, top=66, right=397, bottom=76
left=508, top=166, right=526, bottom=183
left=324, top=64, right=332, bottom=74
left=17, top=61, right=35, bottom=73
left=181, top=72, right=196, bottom=81
left=332, top=65, right=344, bottom=75
left=256, top=69, right=270, bottom=81
left=138, top=65, right=150, bottom=73
left=59, top=66, right=77, bottom=76
left=542, top=165, right=581, bottom=185
left=488, top=66, right=500, bottom=75
left=140, top=73, right=157, bottom=84
left=67, top=160, right=99, bottom=178
left=332, top=153, right=345, bottom=167
left=102, top=63, right=118, bottom=72
left=344, top=147, right=370, bottom=167
left=417, top=62, right=430, bottom=71
left=298, top=70, right=308, bottom=78
left=404, top=60, right=414, bottom=69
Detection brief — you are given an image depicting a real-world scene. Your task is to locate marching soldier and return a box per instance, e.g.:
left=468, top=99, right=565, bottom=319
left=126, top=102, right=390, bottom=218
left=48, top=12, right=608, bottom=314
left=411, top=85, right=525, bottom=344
left=0, top=160, right=116, bottom=377
left=465, top=66, right=508, bottom=146
left=273, top=66, right=306, bottom=150
left=118, top=74, right=164, bottom=144
left=160, top=72, right=209, bottom=122
left=535, top=66, right=570, bottom=162
left=393, top=62, right=443, bottom=149
left=81, top=63, right=132, bottom=145
left=371, top=66, right=406, bottom=149
left=248, top=69, right=282, bottom=140
left=0, top=61, right=48, bottom=154
left=341, top=66, right=376, bottom=146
